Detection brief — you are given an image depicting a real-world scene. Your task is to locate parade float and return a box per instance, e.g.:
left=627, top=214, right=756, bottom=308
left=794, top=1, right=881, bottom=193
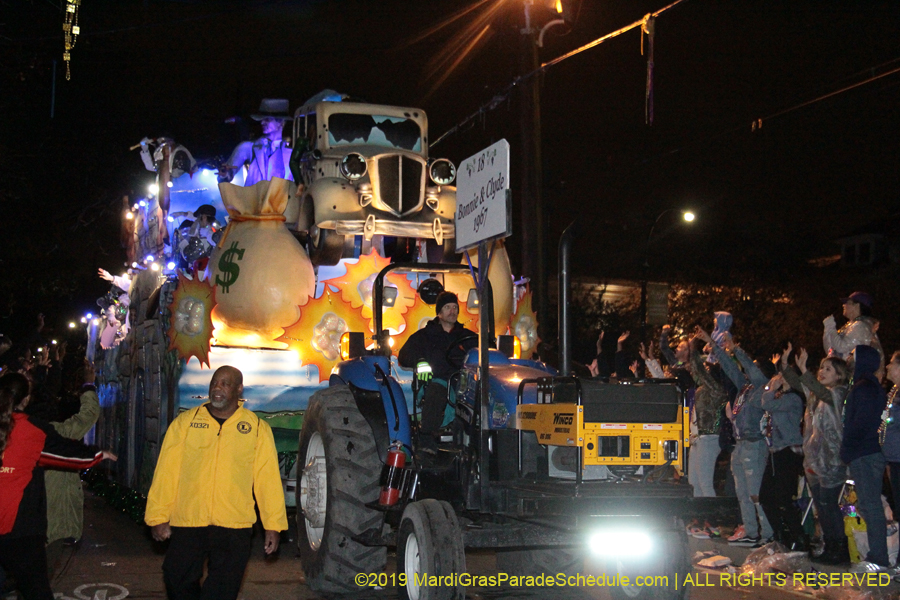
left=89, top=94, right=539, bottom=507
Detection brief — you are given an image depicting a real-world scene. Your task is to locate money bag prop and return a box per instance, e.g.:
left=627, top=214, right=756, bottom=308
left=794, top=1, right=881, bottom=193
left=207, top=177, right=315, bottom=346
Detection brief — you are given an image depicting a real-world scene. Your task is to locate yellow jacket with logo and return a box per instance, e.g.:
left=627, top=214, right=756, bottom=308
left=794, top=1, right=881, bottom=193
left=145, top=402, right=288, bottom=531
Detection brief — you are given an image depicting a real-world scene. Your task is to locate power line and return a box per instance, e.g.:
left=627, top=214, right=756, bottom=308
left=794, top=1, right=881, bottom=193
left=432, top=0, right=689, bottom=147
left=638, top=59, right=900, bottom=168
left=752, top=63, right=900, bottom=129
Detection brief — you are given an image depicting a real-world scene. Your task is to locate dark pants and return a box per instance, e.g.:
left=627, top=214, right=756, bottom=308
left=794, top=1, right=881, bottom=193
left=163, top=526, right=253, bottom=600
left=759, top=447, right=805, bottom=545
left=849, top=453, right=889, bottom=566
left=420, top=381, right=449, bottom=435
left=810, top=482, right=845, bottom=542
left=0, top=534, right=53, bottom=600
left=889, top=462, right=900, bottom=523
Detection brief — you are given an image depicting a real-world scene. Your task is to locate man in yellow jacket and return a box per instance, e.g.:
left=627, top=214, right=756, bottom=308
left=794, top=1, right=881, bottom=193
left=145, top=365, right=287, bottom=600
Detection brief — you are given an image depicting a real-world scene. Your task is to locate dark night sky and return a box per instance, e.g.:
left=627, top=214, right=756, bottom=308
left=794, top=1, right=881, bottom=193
left=2, top=0, right=900, bottom=337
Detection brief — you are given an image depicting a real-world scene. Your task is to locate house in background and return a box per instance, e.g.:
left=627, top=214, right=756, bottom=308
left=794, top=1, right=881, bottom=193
left=834, top=213, right=900, bottom=267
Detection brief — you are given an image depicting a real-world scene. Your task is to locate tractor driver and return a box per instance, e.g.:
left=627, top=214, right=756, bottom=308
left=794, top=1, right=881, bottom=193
left=398, top=291, right=477, bottom=447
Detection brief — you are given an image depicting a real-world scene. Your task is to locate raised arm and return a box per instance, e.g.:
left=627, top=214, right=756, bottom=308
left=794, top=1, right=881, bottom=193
left=689, top=341, right=720, bottom=392
left=795, top=347, right=834, bottom=407
left=659, top=325, right=679, bottom=366
left=733, top=346, right=768, bottom=388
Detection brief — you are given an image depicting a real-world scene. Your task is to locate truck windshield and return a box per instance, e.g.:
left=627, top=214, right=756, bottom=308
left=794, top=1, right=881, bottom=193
left=328, top=113, right=422, bottom=152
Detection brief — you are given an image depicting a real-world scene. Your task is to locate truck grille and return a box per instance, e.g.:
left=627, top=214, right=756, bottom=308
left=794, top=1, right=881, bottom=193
left=374, top=155, right=424, bottom=217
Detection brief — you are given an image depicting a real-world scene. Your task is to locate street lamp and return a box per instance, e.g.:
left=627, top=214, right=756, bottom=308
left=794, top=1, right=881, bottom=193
left=518, top=0, right=571, bottom=342
left=643, top=209, right=696, bottom=267
left=640, top=209, right=696, bottom=329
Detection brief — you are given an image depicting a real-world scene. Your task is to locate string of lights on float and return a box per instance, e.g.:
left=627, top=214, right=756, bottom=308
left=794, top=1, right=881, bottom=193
left=124, top=181, right=180, bottom=275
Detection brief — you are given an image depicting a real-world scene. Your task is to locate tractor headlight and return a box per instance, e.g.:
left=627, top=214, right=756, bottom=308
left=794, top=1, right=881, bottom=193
left=340, top=153, right=367, bottom=180
left=429, top=158, right=456, bottom=185
left=340, top=332, right=366, bottom=360
left=498, top=335, right=521, bottom=359
left=588, top=530, right=653, bottom=557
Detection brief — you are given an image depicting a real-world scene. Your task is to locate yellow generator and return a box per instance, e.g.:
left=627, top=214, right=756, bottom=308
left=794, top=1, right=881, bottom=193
left=515, top=378, right=689, bottom=481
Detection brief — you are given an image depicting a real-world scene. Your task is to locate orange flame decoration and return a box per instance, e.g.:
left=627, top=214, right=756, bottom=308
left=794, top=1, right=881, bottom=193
left=509, top=289, right=540, bottom=358
left=275, top=290, right=369, bottom=383
left=167, top=273, right=216, bottom=368
left=320, top=249, right=417, bottom=334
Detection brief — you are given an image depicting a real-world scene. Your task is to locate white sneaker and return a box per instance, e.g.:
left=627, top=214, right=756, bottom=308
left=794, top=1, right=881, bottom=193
left=850, top=561, right=888, bottom=574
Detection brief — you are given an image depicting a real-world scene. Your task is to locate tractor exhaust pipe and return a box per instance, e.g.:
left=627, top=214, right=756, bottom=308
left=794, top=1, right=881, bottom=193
left=558, top=221, right=577, bottom=376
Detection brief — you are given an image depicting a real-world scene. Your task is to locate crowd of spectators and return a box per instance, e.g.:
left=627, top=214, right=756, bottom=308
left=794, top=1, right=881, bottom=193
left=589, top=290, right=895, bottom=574
left=0, top=314, right=113, bottom=599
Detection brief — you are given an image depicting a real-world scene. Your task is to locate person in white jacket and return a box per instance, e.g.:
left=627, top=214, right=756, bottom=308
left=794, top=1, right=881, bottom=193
left=823, top=291, right=883, bottom=368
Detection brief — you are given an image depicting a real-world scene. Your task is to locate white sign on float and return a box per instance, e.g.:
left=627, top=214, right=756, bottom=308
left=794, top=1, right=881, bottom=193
left=455, top=139, right=511, bottom=252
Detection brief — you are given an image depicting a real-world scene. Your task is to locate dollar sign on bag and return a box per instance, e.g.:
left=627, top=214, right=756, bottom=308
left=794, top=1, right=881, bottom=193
left=216, top=242, right=245, bottom=293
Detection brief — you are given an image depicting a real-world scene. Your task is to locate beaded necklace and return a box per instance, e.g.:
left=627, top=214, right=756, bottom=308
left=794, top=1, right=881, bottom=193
left=732, top=383, right=753, bottom=416
left=879, top=385, right=899, bottom=446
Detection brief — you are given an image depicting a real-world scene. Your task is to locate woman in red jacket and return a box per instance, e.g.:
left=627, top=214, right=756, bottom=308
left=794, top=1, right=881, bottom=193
left=0, top=372, right=115, bottom=600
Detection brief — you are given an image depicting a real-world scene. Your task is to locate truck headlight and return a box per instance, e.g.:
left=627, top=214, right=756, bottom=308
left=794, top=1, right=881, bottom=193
left=340, top=153, right=367, bottom=180
left=588, top=530, right=653, bottom=556
left=429, top=158, right=456, bottom=185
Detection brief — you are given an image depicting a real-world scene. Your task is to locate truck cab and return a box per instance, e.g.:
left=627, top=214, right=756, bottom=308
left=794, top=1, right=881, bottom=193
left=290, top=93, right=458, bottom=266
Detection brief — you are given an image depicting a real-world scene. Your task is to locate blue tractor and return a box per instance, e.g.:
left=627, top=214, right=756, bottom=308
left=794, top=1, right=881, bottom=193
left=295, top=226, right=735, bottom=600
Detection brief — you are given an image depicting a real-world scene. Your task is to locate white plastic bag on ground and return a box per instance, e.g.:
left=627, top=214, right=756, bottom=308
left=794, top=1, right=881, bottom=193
left=852, top=520, right=899, bottom=566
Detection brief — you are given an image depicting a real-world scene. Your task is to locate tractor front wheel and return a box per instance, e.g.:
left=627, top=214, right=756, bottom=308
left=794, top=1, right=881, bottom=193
left=296, top=385, right=387, bottom=596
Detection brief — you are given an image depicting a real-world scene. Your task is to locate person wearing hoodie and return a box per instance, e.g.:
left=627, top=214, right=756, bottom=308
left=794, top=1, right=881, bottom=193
left=782, top=345, right=850, bottom=565
left=698, top=332, right=774, bottom=547
left=759, top=370, right=806, bottom=551
left=823, top=292, right=883, bottom=367
left=841, top=344, right=890, bottom=573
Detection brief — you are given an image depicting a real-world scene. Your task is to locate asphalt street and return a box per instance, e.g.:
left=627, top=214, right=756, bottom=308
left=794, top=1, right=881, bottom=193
left=15, top=490, right=894, bottom=600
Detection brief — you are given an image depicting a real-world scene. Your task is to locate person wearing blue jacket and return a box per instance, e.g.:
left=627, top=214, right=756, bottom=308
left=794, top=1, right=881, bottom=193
left=759, top=370, right=806, bottom=551
left=842, top=344, right=890, bottom=573
left=707, top=339, right=774, bottom=547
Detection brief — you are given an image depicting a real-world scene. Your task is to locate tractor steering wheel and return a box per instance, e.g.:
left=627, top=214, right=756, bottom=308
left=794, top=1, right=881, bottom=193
left=445, top=334, right=479, bottom=370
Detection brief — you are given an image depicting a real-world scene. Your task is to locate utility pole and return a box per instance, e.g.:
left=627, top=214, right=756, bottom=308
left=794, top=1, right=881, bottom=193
left=519, top=0, right=547, bottom=337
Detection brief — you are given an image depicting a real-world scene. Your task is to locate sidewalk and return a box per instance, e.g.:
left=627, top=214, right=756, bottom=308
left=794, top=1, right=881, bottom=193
left=686, top=528, right=900, bottom=598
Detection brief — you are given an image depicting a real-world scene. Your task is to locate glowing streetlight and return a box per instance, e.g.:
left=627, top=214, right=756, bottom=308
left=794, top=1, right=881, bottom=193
left=68, top=322, right=76, bottom=329
left=148, top=183, right=159, bottom=195
left=642, top=208, right=698, bottom=328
